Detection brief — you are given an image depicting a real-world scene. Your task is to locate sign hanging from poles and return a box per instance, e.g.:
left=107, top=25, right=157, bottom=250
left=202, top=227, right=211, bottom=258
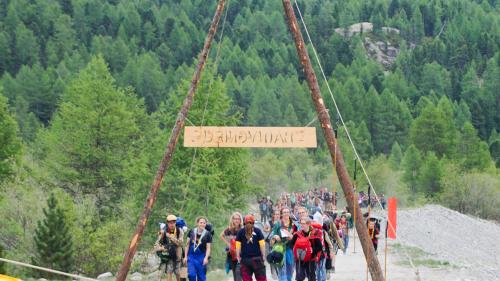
left=184, top=126, right=317, bottom=148
left=387, top=197, right=397, bottom=239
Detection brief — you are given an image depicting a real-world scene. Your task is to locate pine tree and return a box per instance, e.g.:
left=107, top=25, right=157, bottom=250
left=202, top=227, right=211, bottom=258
left=33, top=193, right=74, bottom=278
left=389, top=142, right=403, bottom=169
left=0, top=91, right=22, bottom=183
left=417, top=152, right=443, bottom=197
left=0, top=243, right=6, bottom=274
left=402, top=145, right=421, bottom=194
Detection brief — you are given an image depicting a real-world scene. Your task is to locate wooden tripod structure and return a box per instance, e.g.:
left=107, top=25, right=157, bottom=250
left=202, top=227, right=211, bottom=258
left=116, top=1, right=384, bottom=281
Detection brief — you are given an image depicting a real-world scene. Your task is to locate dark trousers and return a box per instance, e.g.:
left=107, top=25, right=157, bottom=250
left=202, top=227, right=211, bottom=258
left=295, top=261, right=315, bottom=281
left=240, top=256, right=266, bottom=281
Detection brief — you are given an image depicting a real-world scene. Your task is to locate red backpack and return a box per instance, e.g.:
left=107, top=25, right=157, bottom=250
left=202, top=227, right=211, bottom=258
left=229, top=238, right=237, bottom=261
left=293, top=231, right=313, bottom=262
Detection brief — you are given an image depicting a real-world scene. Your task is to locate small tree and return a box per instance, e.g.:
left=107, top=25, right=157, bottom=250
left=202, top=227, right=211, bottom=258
left=0, top=243, right=6, bottom=274
left=33, top=193, right=74, bottom=278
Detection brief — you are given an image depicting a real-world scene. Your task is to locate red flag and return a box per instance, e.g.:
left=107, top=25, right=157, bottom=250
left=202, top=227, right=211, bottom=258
left=387, top=197, right=397, bottom=239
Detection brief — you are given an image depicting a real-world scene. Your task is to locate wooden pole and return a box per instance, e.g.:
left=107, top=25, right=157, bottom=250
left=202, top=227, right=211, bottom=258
left=353, top=158, right=357, bottom=253
left=115, top=1, right=226, bottom=280
left=281, top=1, right=384, bottom=280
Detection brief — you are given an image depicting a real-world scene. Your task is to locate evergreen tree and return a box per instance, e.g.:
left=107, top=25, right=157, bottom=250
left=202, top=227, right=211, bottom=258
left=157, top=65, right=251, bottom=224
left=409, top=102, right=457, bottom=157
left=0, top=243, right=5, bottom=274
left=401, top=145, right=421, bottom=194
left=459, top=122, right=493, bottom=171
left=33, top=193, right=74, bottom=277
left=389, top=142, right=403, bottom=169
left=0, top=91, right=22, bottom=183
left=417, top=152, right=443, bottom=197
left=38, top=56, right=157, bottom=218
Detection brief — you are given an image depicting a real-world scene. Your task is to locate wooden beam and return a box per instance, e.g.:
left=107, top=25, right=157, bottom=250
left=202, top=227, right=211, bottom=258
left=184, top=126, right=317, bottom=148
left=281, top=1, right=385, bottom=280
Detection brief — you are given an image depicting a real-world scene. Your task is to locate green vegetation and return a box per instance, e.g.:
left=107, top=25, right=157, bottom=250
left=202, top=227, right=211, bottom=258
left=392, top=243, right=452, bottom=268
left=33, top=193, right=74, bottom=278
left=0, top=0, right=498, bottom=277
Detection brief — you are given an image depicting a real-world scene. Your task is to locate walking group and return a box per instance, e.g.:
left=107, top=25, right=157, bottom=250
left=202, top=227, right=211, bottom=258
left=154, top=189, right=380, bottom=281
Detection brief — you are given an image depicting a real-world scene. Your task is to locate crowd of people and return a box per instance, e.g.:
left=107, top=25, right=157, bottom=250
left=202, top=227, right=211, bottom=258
left=154, top=188, right=381, bottom=281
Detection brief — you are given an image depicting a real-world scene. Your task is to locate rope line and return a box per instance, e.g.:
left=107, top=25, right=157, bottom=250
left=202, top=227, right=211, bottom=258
left=292, top=0, right=387, bottom=216
left=0, top=258, right=98, bottom=281
left=292, top=0, right=420, bottom=278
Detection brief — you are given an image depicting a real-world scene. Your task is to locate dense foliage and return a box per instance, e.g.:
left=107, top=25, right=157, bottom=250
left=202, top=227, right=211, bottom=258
left=0, top=0, right=498, bottom=277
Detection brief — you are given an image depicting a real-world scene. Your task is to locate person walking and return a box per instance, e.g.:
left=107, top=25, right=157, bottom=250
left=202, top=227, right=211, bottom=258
left=155, top=214, right=184, bottom=281
left=220, top=212, right=243, bottom=281
left=291, top=217, right=322, bottom=281
left=236, top=214, right=267, bottom=281
left=184, top=217, right=212, bottom=281
left=272, top=207, right=296, bottom=281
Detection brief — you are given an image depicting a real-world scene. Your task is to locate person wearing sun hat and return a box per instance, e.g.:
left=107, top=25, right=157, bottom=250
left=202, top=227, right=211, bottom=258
left=236, top=214, right=267, bottom=281
left=155, top=214, right=184, bottom=281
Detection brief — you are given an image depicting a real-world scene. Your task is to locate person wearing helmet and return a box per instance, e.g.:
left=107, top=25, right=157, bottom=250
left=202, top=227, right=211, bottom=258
left=236, top=214, right=267, bottom=281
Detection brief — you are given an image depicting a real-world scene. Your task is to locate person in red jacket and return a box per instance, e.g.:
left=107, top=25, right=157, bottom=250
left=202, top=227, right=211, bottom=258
left=290, top=217, right=322, bottom=281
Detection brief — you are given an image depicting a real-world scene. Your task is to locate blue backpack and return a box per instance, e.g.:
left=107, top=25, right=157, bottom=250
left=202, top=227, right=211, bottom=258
left=176, top=217, right=187, bottom=229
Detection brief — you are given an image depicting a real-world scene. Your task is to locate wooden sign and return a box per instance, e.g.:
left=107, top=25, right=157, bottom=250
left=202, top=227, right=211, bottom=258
left=184, top=126, right=317, bottom=148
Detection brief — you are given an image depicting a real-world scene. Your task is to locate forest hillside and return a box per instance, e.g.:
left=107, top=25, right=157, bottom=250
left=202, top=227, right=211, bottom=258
left=0, top=0, right=499, bottom=278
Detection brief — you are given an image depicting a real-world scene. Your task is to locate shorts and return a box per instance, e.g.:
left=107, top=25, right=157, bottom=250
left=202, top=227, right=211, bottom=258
left=165, top=259, right=180, bottom=274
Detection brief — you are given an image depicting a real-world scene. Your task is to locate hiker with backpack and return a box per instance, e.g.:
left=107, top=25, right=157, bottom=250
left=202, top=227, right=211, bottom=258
left=220, top=212, right=243, bottom=281
left=291, top=216, right=323, bottom=281
left=235, top=214, right=267, bottom=281
left=184, top=217, right=212, bottom=281
left=312, top=212, right=328, bottom=281
left=338, top=213, right=350, bottom=254
left=155, top=214, right=185, bottom=281
left=367, top=217, right=380, bottom=253
left=258, top=197, right=269, bottom=224
left=271, top=207, right=296, bottom=281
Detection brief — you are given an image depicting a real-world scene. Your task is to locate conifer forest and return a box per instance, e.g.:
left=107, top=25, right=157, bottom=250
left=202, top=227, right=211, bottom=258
left=0, top=0, right=499, bottom=277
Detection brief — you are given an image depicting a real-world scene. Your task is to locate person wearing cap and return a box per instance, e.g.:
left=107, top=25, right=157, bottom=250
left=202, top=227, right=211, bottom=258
left=155, top=214, right=184, bottom=281
left=184, top=216, right=212, bottom=281
left=236, top=214, right=267, bottom=281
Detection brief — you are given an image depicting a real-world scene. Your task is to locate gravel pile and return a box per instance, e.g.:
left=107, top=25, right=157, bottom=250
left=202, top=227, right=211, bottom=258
left=397, top=205, right=500, bottom=280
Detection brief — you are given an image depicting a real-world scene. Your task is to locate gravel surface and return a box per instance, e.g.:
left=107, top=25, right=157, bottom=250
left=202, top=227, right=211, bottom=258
left=396, top=205, right=500, bottom=280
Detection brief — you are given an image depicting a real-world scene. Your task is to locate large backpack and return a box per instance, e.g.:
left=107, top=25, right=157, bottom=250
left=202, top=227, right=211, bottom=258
left=229, top=238, right=237, bottom=261
left=266, top=242, right=285, bottom=266
left=293, top=231, right=313, bottom=262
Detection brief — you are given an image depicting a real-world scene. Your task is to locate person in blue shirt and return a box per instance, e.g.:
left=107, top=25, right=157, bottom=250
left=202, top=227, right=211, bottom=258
left=184, top=217, right=212, bottom=281
left=236, top=214, right=267, bottom=281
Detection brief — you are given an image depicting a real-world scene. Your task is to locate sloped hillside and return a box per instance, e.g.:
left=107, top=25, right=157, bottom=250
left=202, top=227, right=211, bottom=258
left=397, top=205, right=500, bottom=280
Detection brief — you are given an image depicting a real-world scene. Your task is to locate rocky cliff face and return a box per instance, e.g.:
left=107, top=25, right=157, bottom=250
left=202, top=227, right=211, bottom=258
left=364, top=37, right=399, bottom=69
left=335, top=22, right=401, bottom=69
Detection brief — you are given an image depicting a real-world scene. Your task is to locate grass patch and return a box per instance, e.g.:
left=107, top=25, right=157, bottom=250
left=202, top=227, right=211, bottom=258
left=207, top=269, right=229, bottom=281
left=391, top=243, right=452, bottom=269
